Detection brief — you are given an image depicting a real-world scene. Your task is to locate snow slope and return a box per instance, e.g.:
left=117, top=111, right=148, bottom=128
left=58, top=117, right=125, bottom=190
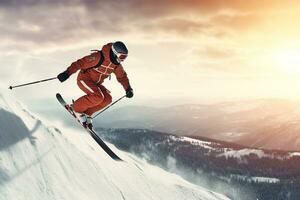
left=0, top=93, right=230, bottom=200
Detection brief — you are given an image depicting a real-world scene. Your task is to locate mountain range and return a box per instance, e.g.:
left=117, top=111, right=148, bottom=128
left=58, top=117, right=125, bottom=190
left=96, top=127, right=300, bottom=200
left=94, top=99, right=300, bottom=151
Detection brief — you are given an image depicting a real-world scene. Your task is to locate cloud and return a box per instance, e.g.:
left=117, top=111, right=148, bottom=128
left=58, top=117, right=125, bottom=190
left=196, top=47, right=234, bottom=59
left=1, top=0, right=299, bottom=79
left=211, top=13, right=263, bottom=33
left=139, top=18, right=213, bottom=37
left=0, top=0, right=294, bottom=51
left=0, top=1, right=133, bottom=51
left=187, top=45, right=251, bottom=73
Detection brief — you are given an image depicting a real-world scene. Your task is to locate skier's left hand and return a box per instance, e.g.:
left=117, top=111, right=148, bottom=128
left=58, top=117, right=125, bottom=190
left=126, top=87, right=134, bottom=98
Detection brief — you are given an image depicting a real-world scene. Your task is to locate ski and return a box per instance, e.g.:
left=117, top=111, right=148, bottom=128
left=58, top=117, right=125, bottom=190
left=56, top=93, right=122, bottom=161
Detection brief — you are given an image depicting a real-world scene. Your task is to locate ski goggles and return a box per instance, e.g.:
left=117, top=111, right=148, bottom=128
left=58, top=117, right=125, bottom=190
left=112, top=45, right=128, bottom=63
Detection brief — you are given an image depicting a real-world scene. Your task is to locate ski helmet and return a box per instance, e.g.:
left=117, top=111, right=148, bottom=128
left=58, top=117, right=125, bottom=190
left=111, top=41, right=128, bottom=63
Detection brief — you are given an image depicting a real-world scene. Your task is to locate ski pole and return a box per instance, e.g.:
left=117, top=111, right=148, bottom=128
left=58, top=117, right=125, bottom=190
left=93, top=95, right=126, bottom=119
left=9, top=77, right=57, bottom=90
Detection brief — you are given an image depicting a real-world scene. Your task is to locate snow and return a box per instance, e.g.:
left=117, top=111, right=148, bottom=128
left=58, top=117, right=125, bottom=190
left=251, top=177, right=280, bottom=183
left=221, top=148, right=300, bottom=160
left=222, top=132, right=248, bottom=138
left=289, top=152, right=300, bottom=157
left=229, top=175, right=280, bottom=183
left=0, top=93, right=230, bottom=200
left=170, top=136, right=213, bottom=150
left=220, top=149, right=267, bottom=159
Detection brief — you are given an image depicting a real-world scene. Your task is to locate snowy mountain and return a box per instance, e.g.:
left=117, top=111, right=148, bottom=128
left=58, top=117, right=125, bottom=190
left=0, top=93, right=230, bottom=200
left=98, top=128, right=300, bottom=200
left=94, top=99, right=300, bottom=151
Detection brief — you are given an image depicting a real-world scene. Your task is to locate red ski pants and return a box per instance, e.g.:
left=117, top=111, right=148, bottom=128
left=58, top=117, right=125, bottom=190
left=73, top=79, right=112, bottom=116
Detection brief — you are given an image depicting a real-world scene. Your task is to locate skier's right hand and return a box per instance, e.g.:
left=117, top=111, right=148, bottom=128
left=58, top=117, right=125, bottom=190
left=126, top=87, right=134, bottom=98
left=57, top=71, right=70, bottom=82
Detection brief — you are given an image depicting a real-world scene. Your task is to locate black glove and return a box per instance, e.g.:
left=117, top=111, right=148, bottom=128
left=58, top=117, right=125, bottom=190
left=126, top=87, right=134, bottom=98
left=57, top=71, right=70, bottom=82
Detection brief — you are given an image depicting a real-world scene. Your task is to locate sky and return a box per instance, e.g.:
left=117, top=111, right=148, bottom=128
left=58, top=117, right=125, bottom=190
left=1, top=0, right=300, bottom=111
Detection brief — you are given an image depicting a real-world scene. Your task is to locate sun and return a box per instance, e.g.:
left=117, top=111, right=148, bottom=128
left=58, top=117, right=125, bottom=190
left=275, top=49, right=300, bottom=73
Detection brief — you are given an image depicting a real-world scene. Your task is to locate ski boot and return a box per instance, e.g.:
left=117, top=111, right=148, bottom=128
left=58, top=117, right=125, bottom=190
left=80, top=113, right=93, bottom=130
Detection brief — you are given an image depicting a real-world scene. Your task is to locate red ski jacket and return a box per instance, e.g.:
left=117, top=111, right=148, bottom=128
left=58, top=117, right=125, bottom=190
left=66, top=43, right=131, bottom=90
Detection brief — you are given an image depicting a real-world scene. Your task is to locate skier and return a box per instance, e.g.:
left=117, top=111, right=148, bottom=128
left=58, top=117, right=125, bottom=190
left=57, top=41, right=133, bottom=128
